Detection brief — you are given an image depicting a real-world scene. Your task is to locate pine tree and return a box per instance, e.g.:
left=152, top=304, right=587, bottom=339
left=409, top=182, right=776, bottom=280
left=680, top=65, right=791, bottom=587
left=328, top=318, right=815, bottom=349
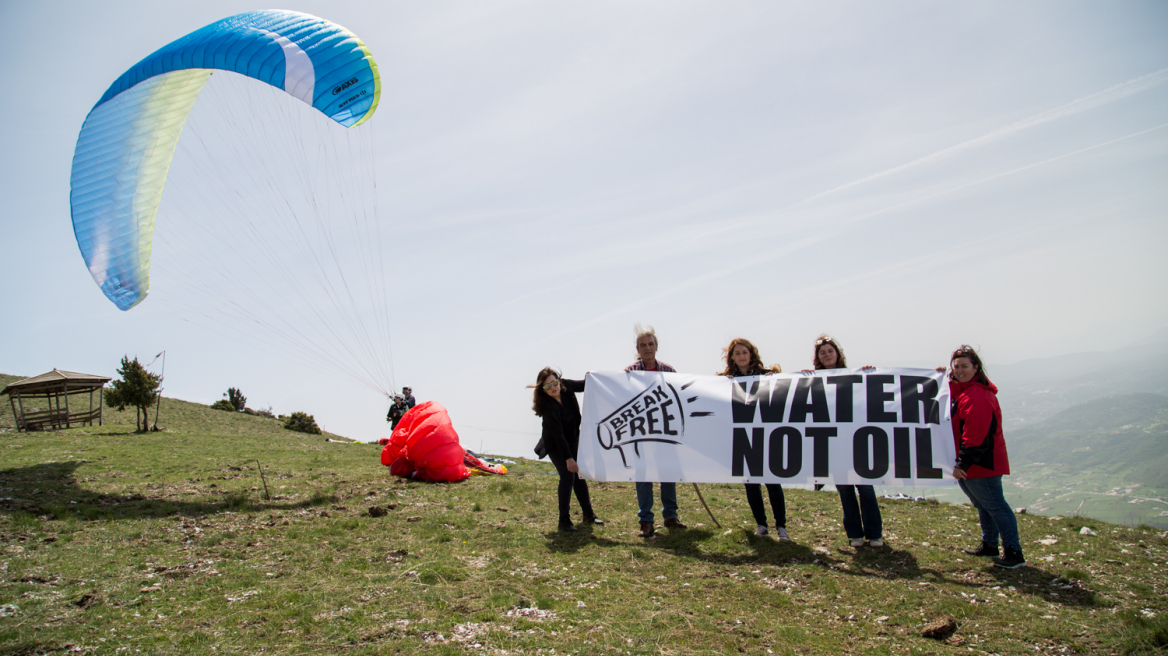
left=105, top=356, right=162, bottom=432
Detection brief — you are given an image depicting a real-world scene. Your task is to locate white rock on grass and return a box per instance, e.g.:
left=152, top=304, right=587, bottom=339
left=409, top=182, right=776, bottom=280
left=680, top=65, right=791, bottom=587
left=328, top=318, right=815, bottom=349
left=1080, top=527, right=1096, bottom=536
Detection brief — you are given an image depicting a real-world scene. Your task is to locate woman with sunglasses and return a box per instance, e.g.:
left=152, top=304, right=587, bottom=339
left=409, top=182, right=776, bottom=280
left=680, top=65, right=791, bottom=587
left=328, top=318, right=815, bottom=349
left=720, top=338, right=790, bottom=540
left=945, top=346, right=1025, bottom=569
left=532, top=367, right=603, bottom=532
left=803, top=335, right=884, bottom=548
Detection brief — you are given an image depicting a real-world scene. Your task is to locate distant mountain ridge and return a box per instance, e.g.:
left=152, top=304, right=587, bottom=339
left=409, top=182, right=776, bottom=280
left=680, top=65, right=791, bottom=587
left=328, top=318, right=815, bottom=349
left=989, top=332, right=1168, bottom=429
left=1009, top=392, right=1168, bottom=491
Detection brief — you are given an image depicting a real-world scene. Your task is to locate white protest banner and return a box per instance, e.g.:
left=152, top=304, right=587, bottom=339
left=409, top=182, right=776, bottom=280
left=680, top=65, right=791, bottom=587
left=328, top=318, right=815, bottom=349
left=577, top=369, right=956, bottom=486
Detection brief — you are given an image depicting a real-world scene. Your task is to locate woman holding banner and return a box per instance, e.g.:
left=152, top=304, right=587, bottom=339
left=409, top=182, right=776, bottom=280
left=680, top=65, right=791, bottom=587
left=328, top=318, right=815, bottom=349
left=532, top=368, right=603, bottom=532
left=946, top=346, right=1026, bottom=569
left=804, top=335, right=884, bottom=548
left=720, top=338, right=790, bottom=541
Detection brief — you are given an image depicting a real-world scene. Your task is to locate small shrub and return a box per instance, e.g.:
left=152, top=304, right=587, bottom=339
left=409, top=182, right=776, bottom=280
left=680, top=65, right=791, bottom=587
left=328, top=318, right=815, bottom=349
left=308, top=490, right=333, bottom=506
left=1116, top=610, right=1168, bottom=655
left=224, top=493, right=251, bottom=511
left=418, top=564, right=465, bottom=584
left=284, top=412, right=322, bottom=434
left=12, top=511, right=41, bottom=532
left=210, top=399, right=236, bottom=412
left=225, top=387, right=247, bottom=412
left=254, top=406, right=276, bottom=419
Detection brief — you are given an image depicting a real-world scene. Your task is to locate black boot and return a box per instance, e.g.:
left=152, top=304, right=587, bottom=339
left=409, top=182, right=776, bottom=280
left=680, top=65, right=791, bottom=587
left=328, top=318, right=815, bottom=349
left=558, top=520, right=579, bottom=532
left=581, top=514, right=604, bottom=526
left=995, top=548, right=1026, bottom=569
left=963, top=541, right=1000, bottom=558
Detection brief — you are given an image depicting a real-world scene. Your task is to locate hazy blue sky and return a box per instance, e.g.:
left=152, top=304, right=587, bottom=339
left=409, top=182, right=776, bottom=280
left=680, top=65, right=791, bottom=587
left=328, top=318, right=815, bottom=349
left=2, top=1, right=1165, bottom=454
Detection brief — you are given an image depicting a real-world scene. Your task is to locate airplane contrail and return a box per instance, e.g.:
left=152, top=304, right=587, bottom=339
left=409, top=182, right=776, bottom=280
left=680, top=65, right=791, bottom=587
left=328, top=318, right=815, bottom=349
left=794, top=67, right=1168, bottom=207
left=838, top=121, right=1168, bottom=227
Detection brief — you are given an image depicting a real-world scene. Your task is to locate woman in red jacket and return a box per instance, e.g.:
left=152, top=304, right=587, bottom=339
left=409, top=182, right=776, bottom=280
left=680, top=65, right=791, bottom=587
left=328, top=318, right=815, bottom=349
left=948, top=345, right=1025, bottom=569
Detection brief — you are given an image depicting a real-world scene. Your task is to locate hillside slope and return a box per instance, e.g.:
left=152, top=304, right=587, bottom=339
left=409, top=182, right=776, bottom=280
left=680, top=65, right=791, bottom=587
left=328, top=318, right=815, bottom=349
left=1009, top=394, right=1168, bottom=487
left=924, top=393, right=1168, bottom=529
left=993, top=345, right=1168, bottom=429
left=1, top=372, right=344, bottom=440
left=1, top=419, right=1166, bottom=655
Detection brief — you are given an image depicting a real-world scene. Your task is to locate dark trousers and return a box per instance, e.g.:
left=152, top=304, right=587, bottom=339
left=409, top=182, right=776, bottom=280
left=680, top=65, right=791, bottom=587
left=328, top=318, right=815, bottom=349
left=548, top=452, right=594, bottom=525
left=744, top=483, right=786, bottom=528
left=838, top=484, right=882, bottom=540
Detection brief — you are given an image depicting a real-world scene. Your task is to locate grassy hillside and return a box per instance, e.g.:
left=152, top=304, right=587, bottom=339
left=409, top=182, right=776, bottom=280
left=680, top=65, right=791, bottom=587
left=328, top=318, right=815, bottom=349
left=1, top=373, right=343, bottom=440
left=1, top=397, right=1166, bottom=654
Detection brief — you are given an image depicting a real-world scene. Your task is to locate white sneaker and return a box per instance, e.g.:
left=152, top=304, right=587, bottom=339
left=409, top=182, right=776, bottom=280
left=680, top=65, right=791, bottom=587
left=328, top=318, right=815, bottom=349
left=775, top=527, right=790, bottom=541
left=754, top=525, right=768, bottom=536
left=850, top=538, right=866, bottom=548
left=869, top=538, right=884, bottom=547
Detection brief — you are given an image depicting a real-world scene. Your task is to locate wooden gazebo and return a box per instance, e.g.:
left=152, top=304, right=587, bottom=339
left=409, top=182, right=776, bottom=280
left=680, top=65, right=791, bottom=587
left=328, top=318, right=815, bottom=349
left=2, top=369, right=111, bottom=432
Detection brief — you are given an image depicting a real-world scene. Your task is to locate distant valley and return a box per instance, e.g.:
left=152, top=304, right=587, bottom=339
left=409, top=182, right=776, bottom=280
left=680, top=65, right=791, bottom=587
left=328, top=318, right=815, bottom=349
left=920, top=332, right=1168, bottom=528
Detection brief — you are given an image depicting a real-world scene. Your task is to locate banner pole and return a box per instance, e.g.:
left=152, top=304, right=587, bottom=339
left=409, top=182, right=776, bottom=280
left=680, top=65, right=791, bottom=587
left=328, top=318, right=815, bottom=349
left=691, top=483, right=721, bottom=528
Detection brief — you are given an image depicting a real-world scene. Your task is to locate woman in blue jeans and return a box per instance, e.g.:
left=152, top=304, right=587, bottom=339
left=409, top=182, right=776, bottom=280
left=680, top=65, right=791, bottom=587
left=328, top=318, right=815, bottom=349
left=804, top=336, right=884, bottom=548
left=721, top=338, right=790, bottom=541
left=946, top=346, right=1025, bottom=569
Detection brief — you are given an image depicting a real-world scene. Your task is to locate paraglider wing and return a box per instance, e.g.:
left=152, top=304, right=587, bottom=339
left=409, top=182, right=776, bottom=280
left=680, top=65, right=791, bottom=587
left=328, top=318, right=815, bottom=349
left=69, top=10, right=381, bottom=310
left=378, top=402, right=472, bottom=483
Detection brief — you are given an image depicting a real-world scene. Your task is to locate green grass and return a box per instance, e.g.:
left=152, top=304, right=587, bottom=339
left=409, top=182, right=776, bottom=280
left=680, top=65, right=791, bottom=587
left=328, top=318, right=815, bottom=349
left=1, top=391, right=1167, bottom=654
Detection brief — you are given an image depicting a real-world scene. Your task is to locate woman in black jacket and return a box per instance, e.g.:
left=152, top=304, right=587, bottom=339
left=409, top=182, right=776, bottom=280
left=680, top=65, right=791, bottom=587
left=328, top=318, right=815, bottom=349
left=532, top=367, right=603, bottom=532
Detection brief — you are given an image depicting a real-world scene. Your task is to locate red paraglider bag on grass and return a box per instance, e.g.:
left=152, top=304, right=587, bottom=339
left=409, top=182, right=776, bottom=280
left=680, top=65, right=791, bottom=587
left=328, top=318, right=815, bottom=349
left=379, top=401, right=505, bottom=482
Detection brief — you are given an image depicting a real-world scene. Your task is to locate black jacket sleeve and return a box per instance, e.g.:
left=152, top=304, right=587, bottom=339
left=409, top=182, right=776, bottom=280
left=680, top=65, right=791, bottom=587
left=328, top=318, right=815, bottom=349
left=561, top=378, right=585, bottom=394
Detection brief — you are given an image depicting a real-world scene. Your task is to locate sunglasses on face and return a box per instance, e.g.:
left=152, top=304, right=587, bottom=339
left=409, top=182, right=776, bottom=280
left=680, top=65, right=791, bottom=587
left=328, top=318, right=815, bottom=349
left=542, top=379, right=561, bottom=391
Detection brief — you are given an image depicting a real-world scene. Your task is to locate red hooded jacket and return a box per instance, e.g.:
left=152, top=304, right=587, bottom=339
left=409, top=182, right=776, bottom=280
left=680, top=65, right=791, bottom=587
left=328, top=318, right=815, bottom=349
left=949, top=378, right=1010, bottom=478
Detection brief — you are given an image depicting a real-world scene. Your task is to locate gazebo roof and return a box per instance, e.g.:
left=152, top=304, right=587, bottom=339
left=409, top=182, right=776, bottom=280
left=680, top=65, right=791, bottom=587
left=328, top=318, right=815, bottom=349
left=2, top=369, right=111, bottom=395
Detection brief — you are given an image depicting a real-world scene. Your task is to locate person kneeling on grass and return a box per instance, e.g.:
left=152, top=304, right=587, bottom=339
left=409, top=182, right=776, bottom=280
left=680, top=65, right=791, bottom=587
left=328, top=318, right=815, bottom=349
left=945, top=345, right=1026, bottom=569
